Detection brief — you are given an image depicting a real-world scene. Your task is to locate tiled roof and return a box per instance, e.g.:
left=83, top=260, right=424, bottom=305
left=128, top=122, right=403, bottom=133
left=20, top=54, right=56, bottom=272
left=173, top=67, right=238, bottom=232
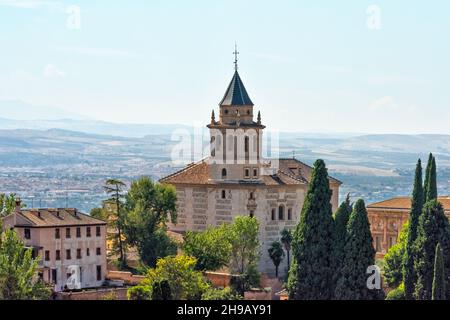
left=11, top=208, right=106, bottom=227
left=220, top=71, right=254, bottom=106
left=160, top=157, right=340, bottom=187
left=367, top=197, right=450, bottom=212
left=278, top=158, right=342, bottom=185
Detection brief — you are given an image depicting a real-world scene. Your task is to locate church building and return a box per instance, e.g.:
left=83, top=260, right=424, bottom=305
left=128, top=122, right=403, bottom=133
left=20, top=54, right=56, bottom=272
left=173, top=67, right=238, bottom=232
left=161, top=53, right=341, bottom=276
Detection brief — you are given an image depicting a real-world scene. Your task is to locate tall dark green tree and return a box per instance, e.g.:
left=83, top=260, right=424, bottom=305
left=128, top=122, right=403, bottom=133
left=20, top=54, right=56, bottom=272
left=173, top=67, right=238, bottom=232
left=334, top=199, right=381, bottom=300
left=432, top=243, right=446, bottom=300
left=414, top=200, right=450, bottom=300
left=403, top=159, right=424, bottom=300
left=287, top=159, right=336, bottom=300
left=425, top=156, right=437, bottom=202
left=333, top=194, right=352, bottom=283
left=423, top=153, right=433, bottom=201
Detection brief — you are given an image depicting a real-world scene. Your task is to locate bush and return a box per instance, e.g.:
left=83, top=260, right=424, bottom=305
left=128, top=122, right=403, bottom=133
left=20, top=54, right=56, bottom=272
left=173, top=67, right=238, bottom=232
left=127, top=285, right=152, bottom=300
left=386, top=283, right=405, bottom=300
left=201, top=287, right=242, bottom=300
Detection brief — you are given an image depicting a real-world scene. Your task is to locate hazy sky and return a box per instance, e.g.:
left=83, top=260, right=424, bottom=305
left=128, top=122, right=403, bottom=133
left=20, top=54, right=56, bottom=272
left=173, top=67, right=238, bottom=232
left=1, top=0, right=450, bottom=133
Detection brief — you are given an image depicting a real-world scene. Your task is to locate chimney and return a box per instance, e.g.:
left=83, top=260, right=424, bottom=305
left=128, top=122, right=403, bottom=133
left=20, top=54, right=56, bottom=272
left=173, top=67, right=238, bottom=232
left=14, top=199, right=21, bottom=213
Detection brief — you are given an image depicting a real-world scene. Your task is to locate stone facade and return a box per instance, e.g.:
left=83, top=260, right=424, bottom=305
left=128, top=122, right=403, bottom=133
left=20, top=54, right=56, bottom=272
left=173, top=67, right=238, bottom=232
left=161, top=68, right=340, bottom=276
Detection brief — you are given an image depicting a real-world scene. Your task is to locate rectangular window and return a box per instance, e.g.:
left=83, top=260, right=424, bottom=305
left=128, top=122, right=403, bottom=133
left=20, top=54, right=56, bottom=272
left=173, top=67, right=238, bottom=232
left=253, top=168, right=258, bottom=178
left=86, top=248, right=90, bottom=256
left=375, top=236, right=382, bottom=252
left=244, top=168, right=250, bottom=178
left=76, top=227, right=81, bottom=238
left=86, top=227, right=91, bottom=237
left=51, top=269, right=57, bottom=283
left=96, top=226, right=101, bottom=237
left=66, top=249, right=71, bottom=260
left=66, top=228, right=71, bottom=239
left=55, top=228, right=60, bottom=239
left=24, top=228, right=31, bottom=239
left=96, top=265, right=102, bottom=281
left=56, top=250, right=61, bottom=261
left=96, top=247, right=101, bottom=256
left=45, top=250, right=50, bottom=261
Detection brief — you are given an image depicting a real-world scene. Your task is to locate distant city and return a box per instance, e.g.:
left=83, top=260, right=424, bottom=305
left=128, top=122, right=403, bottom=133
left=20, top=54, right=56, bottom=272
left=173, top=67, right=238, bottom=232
left=1, top=116, right=449, bottom=213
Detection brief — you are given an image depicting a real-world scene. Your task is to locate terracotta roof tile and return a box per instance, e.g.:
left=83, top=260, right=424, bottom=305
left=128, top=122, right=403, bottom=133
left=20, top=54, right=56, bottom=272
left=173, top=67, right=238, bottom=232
left=13, top=208, right=106, bottom=227
left=367, top=197, right=450, bottom=212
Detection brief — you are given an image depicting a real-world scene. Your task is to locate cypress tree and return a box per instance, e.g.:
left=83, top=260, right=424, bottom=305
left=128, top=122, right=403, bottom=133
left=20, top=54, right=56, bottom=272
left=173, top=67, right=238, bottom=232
left=333, top=194, right=352, bottom=284
left=425, top=156, right=437, bottom=202
left=287, top=159, right=336, bottom=300
left=403, top=159, right=424, bottom=300
left=414, top=200, right=450, bottom=299
left=334, top=199, right=381, bottom=300
left=432, top=243, right=446, bottom=300
left=423, top=153, right=433, bottom=201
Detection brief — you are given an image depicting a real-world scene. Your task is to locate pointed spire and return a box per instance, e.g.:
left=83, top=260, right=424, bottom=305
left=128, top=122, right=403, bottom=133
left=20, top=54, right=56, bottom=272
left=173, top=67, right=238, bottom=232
left=257, top=111, right=261, bottom=125
left=220, top=71, right=253, bottom=106
left=211, top=110, right=216, bottom=125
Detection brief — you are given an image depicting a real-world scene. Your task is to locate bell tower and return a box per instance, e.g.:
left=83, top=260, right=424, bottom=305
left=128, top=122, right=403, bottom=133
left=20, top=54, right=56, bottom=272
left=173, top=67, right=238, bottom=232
left=207, top=45, right=266, bottom=182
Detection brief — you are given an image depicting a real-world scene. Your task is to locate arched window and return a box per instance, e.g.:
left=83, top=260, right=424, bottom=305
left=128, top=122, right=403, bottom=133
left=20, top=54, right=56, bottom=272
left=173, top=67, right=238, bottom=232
left=249, top=192, right=254, bottom=200
left=271, top=209, right=276, bottom=221
left=288, top=208, right=292, bottom=220
left=278, top=205, right=285, bottom=220
left=221, top=190, right=226, bottom=199
left=221, top=168, right=227, bottom=179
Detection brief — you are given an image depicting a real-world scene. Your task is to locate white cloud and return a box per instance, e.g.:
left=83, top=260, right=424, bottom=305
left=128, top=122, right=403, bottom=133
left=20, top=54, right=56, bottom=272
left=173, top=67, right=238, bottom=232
left=43, top=64, right=65, bottom=78
left=54, top=46, right=139, bottom=58
left=369, top=96, right=398, bottom=111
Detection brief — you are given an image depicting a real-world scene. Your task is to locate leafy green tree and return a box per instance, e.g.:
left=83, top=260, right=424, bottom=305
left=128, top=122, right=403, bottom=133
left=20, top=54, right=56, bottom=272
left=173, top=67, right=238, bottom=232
left=425, top=156, right=437, bottom=202
left=0, top=193, right=19, bottom=217
left=384, top=222, right=408, bottom=288
left=124, top=177, right=178, bottom=267
left=268, top=241, right=284, bottom=278
left=128, top=255, right=209, bottom=300
left=104, top=179, right=127, bottom=268
left=335, top=199, right=381, bottom=300
left=333, top=194, right=353, bottom=284
left=183, top=224, right=232, bottom=271
left=432, top=243, right=445, bottom=300
left=403, top=159, right=424, bottom=299
left=0, top=229, right=51, bottom=300
left=280, top=228, right=292, bottom=269
left=287, top=159, right=336, bottom=300
left=229, top=216, right=260, bottom=277
left=90, top=207, right=107, bottom=221
left=414, top=200, right=450, bottom=300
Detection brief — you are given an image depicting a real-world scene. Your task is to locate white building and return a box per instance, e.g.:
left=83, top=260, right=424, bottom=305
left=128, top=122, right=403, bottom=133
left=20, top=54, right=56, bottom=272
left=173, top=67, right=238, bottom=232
left=2, top=201, right=107, bottom=292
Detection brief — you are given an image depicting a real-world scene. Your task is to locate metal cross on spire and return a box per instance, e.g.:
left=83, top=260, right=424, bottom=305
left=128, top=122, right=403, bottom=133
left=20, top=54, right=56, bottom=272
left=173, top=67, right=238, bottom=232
left=233, top=42, right=239, bottom=71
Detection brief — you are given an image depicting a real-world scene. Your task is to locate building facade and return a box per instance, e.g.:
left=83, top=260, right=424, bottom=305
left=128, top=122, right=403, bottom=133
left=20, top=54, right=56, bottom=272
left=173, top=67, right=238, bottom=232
left=1, top=201, right=107, bottom=292
left=161, top=64, right=341, bottom=276
left=367, top=197, right=450, bottom=258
